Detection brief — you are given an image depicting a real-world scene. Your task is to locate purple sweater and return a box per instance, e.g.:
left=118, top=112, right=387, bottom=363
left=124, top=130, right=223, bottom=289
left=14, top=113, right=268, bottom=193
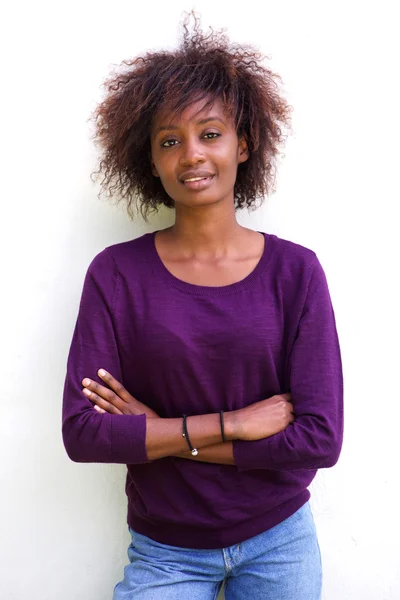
left=62, top=231, right=343, bottom=549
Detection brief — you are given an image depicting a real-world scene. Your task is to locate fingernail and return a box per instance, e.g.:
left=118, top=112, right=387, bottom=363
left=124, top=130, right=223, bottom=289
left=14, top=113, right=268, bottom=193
left=98, top=369, right=106, bottom=377
left=82, top=378, right=91, bottom=386
left=83, top=389, right=91, bottom=396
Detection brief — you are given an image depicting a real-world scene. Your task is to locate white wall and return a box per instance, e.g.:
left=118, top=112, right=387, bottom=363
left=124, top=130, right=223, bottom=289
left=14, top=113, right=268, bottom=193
left=2, top=1, right=399, bottom=598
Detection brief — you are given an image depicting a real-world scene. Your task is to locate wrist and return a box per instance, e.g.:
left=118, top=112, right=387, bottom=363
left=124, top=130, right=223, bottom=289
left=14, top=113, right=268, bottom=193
left=223, top=410, right=241, bottom=441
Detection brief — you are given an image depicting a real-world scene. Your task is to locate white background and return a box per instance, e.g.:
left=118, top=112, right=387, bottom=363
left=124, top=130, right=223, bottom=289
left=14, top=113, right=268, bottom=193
left=1, top=1, right=399, bottom=598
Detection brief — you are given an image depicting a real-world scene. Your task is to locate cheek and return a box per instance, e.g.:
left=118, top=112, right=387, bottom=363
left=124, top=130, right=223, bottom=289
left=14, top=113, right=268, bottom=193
left=217, top=153, right=240, bottom=183
left=154, top=162, right=180, bottom=196
left=215, top=145, right=240, bottom=170
left=158, top=167, right=177, bottom=189
left=152, top=153, right=175, bottom=181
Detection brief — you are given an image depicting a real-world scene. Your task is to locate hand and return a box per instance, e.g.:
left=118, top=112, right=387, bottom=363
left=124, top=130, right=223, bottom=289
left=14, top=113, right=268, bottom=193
left=82, top=369, right=159, bottom=419
left=225, top=393, right=294, bottom=441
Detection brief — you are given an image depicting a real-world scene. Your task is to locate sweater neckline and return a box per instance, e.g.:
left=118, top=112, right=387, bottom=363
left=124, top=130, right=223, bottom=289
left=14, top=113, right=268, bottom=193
left=147, top=230, right=273, bottom=295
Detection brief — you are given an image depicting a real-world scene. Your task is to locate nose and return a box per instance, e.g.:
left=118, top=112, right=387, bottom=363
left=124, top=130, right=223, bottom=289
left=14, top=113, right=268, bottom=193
left=178, top=137, right=206, bottom=167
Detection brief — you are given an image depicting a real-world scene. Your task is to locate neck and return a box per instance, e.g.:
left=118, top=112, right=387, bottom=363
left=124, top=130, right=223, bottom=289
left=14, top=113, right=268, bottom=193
left=171, top=202, right=244, bottom=255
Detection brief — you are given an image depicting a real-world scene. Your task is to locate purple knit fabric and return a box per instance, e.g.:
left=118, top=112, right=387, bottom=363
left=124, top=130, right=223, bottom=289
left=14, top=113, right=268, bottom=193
left=62, top=231, right=343, bottom=549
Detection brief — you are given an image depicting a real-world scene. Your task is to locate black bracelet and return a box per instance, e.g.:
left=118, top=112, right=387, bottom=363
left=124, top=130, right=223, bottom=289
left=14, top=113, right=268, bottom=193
left=220, top=411, right=226, bottom=443
left=182, top=415, right=198, bottom=456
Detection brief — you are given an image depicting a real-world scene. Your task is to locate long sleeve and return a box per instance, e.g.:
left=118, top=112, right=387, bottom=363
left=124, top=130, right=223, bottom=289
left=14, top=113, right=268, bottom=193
left=62, top=249, right=148, bottom=464
left=233, top=256, right=343, bottom=471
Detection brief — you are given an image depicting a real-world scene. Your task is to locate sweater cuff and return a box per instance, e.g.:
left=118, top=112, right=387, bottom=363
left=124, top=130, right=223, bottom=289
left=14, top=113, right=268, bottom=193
left=110, top=413, right=148, bottom=464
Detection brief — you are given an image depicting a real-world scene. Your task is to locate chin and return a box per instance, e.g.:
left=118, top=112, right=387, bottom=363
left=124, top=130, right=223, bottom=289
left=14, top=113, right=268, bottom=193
left=180, top=190, right=218, bottom=202
left=176, top=196, right=225, bottom=210
left=170, top=187, right=233, bottom=209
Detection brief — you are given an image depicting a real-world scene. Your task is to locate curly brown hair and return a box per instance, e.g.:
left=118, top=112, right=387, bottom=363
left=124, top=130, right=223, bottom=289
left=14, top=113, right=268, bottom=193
left=90, top=11, right=292, bottom=219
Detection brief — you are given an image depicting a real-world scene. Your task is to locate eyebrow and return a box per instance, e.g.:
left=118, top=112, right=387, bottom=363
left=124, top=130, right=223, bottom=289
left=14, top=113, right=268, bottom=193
left=153, top=116, right=226, bottom=137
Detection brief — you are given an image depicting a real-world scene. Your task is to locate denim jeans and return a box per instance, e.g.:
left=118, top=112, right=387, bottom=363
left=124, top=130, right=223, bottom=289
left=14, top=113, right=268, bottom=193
left=113, top=502, right=322, bottom=599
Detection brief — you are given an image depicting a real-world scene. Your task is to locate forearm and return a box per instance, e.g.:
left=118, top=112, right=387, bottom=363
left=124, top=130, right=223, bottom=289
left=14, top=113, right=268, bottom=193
left=233, top=414, right=342, bottom=472
left=174, top=442, right=235, bottom=465
left=146, top=413, right=233, bottom=461
left=62, top=409, right=148, bottom=464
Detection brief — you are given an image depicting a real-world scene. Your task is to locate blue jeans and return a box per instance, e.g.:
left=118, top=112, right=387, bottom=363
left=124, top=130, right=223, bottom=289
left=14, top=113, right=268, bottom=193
left=113, top=502, right=322, bottom=599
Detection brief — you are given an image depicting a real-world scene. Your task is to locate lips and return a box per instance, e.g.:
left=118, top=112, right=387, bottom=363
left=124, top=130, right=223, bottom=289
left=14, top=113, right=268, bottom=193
left=179, top=170, right=215, bottom=183
left=184, top=176, right=210, bottom=182
left=181, top=175, right=215, bottom=191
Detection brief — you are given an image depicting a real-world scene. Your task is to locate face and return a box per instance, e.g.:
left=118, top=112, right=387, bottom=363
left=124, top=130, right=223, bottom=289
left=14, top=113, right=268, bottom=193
left=150, top=97, right=248, bottom=209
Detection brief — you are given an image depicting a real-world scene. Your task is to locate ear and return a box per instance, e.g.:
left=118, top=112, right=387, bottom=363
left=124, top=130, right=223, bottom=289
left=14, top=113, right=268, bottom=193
left=237, top=137, right=249, bottom=164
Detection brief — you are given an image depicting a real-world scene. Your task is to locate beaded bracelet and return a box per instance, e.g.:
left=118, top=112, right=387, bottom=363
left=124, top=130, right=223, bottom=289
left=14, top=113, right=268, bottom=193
left=182, top=415, right=198, bottom=456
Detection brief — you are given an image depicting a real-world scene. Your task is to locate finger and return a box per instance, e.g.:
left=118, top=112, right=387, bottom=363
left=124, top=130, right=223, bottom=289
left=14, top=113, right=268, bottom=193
left=94, top=404, right=106, bottom=414
left=82, top=378, right=126, bottom=411
left=82, top=388, right=123, bottom=415
left=97, top=369, right=133, bottom=403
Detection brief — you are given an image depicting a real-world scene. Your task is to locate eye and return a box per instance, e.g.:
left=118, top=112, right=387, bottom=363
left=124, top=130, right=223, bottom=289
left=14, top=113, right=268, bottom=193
left=203, top=132, right=220, bottom=140
left=160, top=132, right=220, bottom=148
left=161, top=139, right=178, bottom=148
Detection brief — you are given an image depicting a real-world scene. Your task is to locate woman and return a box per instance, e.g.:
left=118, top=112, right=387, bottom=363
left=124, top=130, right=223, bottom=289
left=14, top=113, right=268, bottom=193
left=62, top=12, right=343, bottom=599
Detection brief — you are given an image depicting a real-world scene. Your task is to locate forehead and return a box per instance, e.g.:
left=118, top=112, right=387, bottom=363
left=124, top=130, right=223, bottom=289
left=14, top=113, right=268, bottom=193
left=151, top=97, right=232, bottom=135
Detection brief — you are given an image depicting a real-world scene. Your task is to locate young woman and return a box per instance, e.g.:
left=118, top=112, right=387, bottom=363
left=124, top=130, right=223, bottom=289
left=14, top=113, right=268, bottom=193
left=62, top=13, right=343, bottom=600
